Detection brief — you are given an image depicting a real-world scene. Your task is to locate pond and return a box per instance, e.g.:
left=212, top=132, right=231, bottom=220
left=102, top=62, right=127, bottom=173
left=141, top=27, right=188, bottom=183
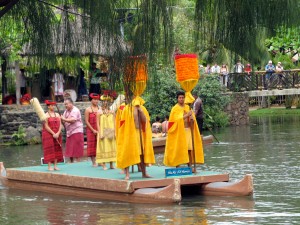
left=0, top=116, right=299, bottom=224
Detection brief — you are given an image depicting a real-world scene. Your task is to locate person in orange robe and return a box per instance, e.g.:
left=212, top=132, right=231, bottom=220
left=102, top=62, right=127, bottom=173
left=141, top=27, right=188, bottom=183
left=116, top=97, right=155, bottom=180
left=164, top=91, right=204, bottom=171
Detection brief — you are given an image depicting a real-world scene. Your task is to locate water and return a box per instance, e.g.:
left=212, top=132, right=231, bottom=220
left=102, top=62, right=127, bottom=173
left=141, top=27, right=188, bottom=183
left=0, top=116, right=300, bottom=224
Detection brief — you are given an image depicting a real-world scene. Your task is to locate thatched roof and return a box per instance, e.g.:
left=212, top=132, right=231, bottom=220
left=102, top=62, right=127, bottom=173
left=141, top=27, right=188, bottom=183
left=20, top=9, right=130, bottom=57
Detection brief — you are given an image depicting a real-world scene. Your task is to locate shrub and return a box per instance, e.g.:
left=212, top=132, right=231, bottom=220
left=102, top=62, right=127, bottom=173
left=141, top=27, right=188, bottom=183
left=193, top=75, right=231, bottom=128
left=11, top=125, right=27, bottom=146
left=144, top=66, right=181, bottom=122
left=144, top=67, right=230, bottom=128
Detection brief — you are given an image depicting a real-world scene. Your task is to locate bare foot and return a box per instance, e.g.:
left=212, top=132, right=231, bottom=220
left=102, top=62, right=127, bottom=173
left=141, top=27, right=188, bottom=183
left=54, top=167, right=60, bottom=171
left=142, top=174, right=153, bottom=178
left=102, top=166, right=108, bottom=170
left=92, top=164, right=98, bottom=167
left=48, top=167, right=54, bottom=171
left=125, top=175, right=130, bottom=180
left=119, top=170, right=125, bottom=174
left=110, top=166, right=115, bottom=169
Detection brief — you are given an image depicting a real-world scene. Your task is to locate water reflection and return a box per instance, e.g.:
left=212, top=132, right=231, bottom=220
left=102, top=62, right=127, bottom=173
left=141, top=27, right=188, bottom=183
left=1, top=115, right=300, bottom=224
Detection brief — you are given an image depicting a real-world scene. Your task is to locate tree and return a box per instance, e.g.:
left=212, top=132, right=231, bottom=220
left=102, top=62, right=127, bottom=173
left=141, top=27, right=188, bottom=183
left=265, top=26, right=300, bottom=69
left=193, top=75, right=231, bottom=128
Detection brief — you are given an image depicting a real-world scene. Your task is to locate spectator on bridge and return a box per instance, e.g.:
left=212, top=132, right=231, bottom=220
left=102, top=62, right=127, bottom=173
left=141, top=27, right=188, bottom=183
left=199, top=64, right=205, bottom=75
left=276, top=62, right=284, bottom=89
left=211, top=63, right=221, bottom=74
left=265, top=60, right=275, bottom=89
left=205, top=64, right=211, bottom=74
left=275, top=62, right=284, bottom=73
left=220, top=64, right=229, bottom=87
left=233, top=60, right=244, bottom=73
left=245, top=64, right=252, bottom=75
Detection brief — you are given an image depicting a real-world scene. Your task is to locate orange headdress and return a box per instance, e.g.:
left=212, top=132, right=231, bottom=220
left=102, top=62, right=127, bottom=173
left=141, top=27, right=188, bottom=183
left=124, top=55, right=148, bottom=105
left=174, top=54, right=200, bottom=104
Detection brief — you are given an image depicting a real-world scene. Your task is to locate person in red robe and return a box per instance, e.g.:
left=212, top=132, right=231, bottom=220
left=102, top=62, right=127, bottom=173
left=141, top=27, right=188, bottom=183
left=42, top=100, right=64, bottom=171
left=84, top=93, right=102, bottom=166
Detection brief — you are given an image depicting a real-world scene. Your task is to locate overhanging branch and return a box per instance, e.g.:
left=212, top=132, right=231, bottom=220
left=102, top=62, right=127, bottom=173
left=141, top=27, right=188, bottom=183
left=0, top=0, right=19, bottom=18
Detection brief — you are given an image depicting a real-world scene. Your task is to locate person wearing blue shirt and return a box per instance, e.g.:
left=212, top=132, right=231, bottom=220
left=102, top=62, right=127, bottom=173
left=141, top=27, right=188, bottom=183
left=265, top=60, right=275, bottom=89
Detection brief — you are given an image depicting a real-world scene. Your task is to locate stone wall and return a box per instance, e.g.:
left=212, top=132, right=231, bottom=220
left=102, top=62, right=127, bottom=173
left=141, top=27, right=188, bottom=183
left=0, top=93, right=250, bottom=143
left=0, top=102, right=91, bottom=143
left=225, top=92, right=249, bottom=126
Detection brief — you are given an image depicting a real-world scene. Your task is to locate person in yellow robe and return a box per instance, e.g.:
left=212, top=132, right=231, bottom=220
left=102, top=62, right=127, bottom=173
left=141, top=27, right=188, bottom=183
left=116, top=97, right=155, bottom=180
left=96, top=96, right=116, bottom=170
left=115, top=102, right=126, bottom=140
left=164, top=91, right=204, bottom=171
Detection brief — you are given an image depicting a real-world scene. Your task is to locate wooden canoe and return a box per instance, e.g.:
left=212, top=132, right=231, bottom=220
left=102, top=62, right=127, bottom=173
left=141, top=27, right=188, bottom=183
left=152, top=135, right=214, bottom=154
left=83, top=135, right=214, bottom=155
left=0, top=162, right=253, bottom=204
left=200, top=174, right=254, bottom=196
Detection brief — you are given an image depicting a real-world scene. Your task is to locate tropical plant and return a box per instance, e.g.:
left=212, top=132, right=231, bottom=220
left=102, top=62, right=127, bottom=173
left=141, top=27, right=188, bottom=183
left=193, top=75, right=231, bottom=128
left=11, top=125, right=27, bottom=146
left=265, top=26, right=300, bottom=69
left=144, top=66, right=180, bottom=122
left=144, top=67, right=230, bottom=128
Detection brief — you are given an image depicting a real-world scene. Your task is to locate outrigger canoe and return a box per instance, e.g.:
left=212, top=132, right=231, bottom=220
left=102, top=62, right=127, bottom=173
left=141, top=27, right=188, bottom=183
left=83, top=135, right=214, bottom=155
left=0, top=162, right=253, bottom=204
left=152, top=135, right=214, bottom=154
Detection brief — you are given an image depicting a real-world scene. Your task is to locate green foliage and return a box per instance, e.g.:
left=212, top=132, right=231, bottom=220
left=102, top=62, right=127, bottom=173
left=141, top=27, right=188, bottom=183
left=26, top=136, right=41, bottom=145
left=266, top=27, right=300, bottom=53
left=144, top=70, right=230, bottom=128
left=144, top=66, right=180, bottom=122
left=265, top=26, right=300, bottom=69
left=249, top=108, right=300, bottom=116
left=285, top=95, right=293, bottom=109
left=0, top=131, right=3, bottom=143
left=11, top=125, right=27, bottom=146
left=195, top=1, right=300, bottom=63
left=193, top=75, right=231, bottom=128
left=294, top=95, right=300, bottom=109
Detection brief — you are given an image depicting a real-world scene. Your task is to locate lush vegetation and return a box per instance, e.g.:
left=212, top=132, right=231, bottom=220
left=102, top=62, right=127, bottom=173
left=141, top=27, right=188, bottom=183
left=144, top=69, right=230, bottom=129
left=11, top=125, right=27, bottom=146
left=249, top=108, right=300, bottom=117
left=265, top=27, right=300, bottom=69
left=2, top=0, right=300, bottom=127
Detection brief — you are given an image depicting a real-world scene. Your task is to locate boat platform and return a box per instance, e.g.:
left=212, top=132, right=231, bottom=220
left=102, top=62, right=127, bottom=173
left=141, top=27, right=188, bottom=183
left=1, top=162, right=234, bottom=204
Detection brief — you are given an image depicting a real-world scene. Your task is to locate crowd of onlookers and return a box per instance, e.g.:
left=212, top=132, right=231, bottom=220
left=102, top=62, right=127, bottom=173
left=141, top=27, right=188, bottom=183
left=199, top=60, right=285, bottom=88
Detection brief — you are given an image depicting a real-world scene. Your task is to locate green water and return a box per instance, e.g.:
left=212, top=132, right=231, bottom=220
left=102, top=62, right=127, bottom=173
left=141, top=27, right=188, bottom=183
left=0, top=116, right=300, bottom=224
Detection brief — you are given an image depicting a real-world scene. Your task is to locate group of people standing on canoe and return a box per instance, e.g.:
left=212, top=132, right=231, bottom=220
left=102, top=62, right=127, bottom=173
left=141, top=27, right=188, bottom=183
left=42, top=90, right=204, bottom=180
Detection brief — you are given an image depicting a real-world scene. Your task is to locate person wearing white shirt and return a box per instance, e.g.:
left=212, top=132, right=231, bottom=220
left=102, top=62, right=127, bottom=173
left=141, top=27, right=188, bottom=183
left=211, top=63, right=220, bottom=74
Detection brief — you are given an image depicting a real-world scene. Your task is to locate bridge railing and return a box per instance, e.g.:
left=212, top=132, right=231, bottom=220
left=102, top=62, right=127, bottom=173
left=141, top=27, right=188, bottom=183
left=224, top=70, right=300, bottom=92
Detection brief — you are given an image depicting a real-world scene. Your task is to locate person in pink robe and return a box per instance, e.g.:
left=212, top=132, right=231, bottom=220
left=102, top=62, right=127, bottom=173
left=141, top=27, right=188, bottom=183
left=61, top=98, right=84, bottom=162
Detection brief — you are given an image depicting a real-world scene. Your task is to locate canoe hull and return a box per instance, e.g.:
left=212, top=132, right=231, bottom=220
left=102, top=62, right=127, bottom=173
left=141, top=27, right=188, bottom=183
left=152, top=135, right=214, bottom=154
left=200, top=174, right=254, bottom=196
left=0, top=162, right=253, bottom=204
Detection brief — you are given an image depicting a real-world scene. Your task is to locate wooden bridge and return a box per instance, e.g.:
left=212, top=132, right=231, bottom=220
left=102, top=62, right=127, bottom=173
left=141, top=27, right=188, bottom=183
left=223, top=70, right=300, bottom=97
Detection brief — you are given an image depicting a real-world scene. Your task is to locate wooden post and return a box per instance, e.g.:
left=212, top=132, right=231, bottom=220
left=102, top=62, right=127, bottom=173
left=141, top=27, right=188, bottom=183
left=15, top=61, right=20, bottom=105
left=1, top=55, right=7, bottom=102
